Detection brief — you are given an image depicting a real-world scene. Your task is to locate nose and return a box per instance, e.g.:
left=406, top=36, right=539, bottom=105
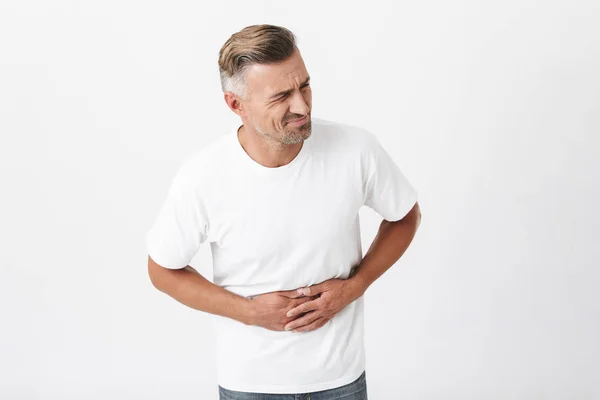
left=288, top=90, right=310, bottom=116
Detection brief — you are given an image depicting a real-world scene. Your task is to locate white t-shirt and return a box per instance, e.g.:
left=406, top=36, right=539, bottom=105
left=145, top=117, right=418, bottom=394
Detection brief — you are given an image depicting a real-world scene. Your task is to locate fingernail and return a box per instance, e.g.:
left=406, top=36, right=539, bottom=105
left=285, top=326, right=291, bottom=331
left=297, top=288, right=304, bottom=294
left=286, top=311, right=293, bottom=317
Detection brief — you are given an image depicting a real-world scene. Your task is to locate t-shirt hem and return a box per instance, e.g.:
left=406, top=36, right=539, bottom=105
left=217, top=365, right=366, bottom=394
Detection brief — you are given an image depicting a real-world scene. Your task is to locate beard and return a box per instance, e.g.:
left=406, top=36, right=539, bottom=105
left=252, top=116, right=312, bottom=145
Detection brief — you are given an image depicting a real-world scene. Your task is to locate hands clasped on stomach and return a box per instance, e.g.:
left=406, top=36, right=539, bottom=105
left=245, top=277, right=362, bottom=333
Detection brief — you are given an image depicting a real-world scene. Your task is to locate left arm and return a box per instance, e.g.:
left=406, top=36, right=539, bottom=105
left=348, top=201, right=422, bottom=297
left=284, top=202, right=421, bottom=332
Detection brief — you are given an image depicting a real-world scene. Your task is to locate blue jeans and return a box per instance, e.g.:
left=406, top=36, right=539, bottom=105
left=218, top=370, right=368, bottom=399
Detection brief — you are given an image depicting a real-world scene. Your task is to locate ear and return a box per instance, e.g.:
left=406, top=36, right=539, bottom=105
left=223, top=92, right=246, bottom=117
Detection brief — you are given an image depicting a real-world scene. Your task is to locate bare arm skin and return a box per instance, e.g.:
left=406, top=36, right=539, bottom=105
left=147, top=257, right=314, bottom=330
left=351, top=201, right=422, bottom=294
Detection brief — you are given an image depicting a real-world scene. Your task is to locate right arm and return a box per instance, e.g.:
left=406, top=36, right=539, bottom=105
left=147, top=255, right=254, bottom=325
left=147, top=255, right=317, bottom=331
left=145, top=166, right=314, bottom=330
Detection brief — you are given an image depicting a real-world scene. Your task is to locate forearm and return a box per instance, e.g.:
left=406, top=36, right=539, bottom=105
left=150, top=265, right=254, bottom=325
left=349, top=203, right=421, bottom=295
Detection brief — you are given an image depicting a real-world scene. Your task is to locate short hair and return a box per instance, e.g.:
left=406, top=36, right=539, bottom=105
left=218, top=24, right=297, bottom=98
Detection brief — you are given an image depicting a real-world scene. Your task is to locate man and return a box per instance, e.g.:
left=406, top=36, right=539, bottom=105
left=145, top=24, right=421, bottom=399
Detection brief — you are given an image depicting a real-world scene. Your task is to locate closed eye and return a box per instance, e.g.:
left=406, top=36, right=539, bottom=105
left=269, top=79, right=310, bottom=103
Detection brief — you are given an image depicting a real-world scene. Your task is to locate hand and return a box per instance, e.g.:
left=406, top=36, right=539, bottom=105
left=283, top=278, right=363, bottom=333
left=246, top=289, right=320, bottom=331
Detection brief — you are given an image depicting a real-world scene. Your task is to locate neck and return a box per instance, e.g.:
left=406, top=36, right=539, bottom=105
left=237, top=124, right=304, bottom=168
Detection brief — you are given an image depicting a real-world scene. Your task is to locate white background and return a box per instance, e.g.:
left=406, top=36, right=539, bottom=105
left=1, top=1, right=598, bottom=399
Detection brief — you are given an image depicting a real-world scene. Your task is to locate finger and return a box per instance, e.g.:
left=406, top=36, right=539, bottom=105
left=298, top=283, right=328, bottom=297
left=292, top=317, right=329, bottom=333
left=286, top=298, right=320, bottom=317
left=284, top=311, right=320, bottom=331
left=280, top=288, right=308, bottom=299
left=294, top=295, right=319, bottom=307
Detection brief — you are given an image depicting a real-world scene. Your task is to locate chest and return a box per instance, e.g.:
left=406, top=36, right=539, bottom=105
left=206, top=165, right=364, bottom=259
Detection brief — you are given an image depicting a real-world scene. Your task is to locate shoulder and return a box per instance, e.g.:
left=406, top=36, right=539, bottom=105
left=170, top=131, right=233, bottom=189
left=310, top=116, right=375, bottom=151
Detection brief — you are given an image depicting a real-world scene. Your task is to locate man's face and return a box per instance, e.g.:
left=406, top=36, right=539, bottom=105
left=240, top=49, right=312, bottom=145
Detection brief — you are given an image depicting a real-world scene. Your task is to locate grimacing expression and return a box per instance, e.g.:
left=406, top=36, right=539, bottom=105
left=242, top=49, right=312, bottom=145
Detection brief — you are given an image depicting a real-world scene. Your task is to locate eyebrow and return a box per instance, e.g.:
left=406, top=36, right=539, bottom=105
left=268, top=76, right=311, bottom=101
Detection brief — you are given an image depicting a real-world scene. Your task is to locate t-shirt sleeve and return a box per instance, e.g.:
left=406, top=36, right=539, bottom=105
left=145, top=165, right=209, bottom=269
left=362, top=131, right=419, bottom=221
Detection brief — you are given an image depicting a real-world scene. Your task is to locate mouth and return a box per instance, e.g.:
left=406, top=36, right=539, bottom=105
left=286, top=115, right=309, bottom=127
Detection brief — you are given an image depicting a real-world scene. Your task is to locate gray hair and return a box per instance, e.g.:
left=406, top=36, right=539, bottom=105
left=218, top=24, right=297, bottom=98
